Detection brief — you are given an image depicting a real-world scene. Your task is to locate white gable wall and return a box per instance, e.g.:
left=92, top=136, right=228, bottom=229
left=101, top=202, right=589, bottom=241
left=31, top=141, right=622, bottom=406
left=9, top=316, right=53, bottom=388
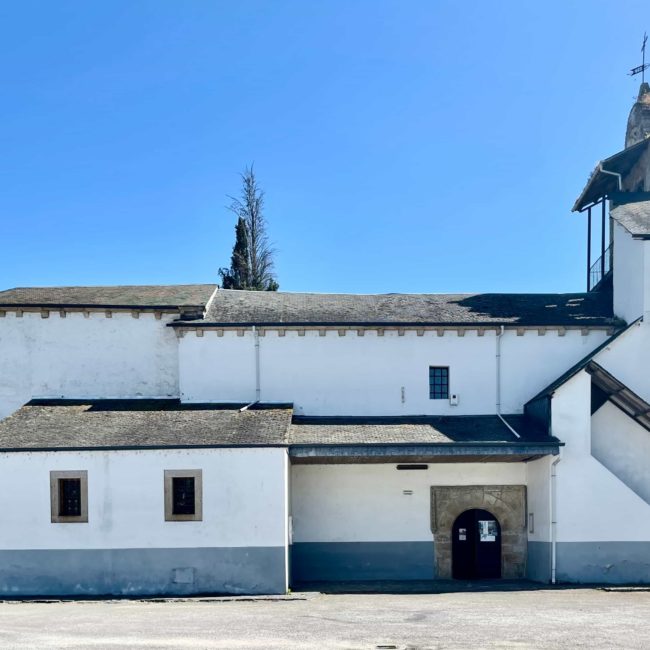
left=552, top=370, right=650, bottom=542
left=0, top=312, right=180, bottom=419
left=549, top=370, right=650, bottom=582
left=590, top=320, right=650, bottom=402
left=592, top=400, right=650, bottom=505
left=179, top=328, right=609, bottom=416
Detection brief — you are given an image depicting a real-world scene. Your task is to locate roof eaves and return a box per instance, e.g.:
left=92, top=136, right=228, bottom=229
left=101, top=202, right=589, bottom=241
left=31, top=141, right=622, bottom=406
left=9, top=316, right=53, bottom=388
left=0, top=303, right=204, bottom=311
left=572, top=139, right=650, bottom=212
left=0, top=443, right=290, bottom=453
left=169, top=320, right=619, bottom=329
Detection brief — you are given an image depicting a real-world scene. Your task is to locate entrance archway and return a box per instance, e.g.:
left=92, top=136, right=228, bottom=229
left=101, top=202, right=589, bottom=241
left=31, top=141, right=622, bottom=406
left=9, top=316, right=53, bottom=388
left=452, top=508, right=502, bottom=579
left=430, top=485, right=526, bottom=579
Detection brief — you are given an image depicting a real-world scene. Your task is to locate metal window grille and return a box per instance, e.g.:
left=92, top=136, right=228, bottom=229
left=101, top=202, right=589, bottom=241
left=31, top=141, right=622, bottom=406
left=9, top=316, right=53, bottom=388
left=58, top=478, right=82, bottom=517
left=429, top=366, right=449, bottom=399
left=172, top=477, right=196, bottom=516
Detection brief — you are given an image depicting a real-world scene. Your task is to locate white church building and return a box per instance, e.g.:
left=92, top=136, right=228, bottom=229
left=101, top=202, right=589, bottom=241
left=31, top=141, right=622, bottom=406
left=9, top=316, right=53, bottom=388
left=1, top=85, right=650, bottom=596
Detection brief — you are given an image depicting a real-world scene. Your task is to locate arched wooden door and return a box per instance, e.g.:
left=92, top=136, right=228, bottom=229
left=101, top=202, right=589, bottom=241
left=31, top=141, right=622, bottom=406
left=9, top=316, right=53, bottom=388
left=452, top=508, right=501, bottom=579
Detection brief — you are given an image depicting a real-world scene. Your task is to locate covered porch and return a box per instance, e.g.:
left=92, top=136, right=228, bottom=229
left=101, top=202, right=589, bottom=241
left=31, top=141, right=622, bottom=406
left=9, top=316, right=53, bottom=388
left=287, top=415, right=561, bottom=585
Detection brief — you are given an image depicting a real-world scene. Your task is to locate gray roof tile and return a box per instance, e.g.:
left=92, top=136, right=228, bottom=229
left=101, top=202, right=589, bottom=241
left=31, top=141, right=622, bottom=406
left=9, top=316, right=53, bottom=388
left=611, top=200, right=650, bottom=237
left=0, top=400, right=292, bottom=450
left=288, top=415, right=555, bottom=445
left=184, top=289, right=618, bottom=327
left=0, top=285, right=217, bottom=309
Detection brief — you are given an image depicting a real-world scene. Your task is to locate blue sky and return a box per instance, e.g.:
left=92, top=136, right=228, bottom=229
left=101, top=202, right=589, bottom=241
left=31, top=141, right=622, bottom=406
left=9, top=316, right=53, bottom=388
left=2, top=1, right=649, bottom=294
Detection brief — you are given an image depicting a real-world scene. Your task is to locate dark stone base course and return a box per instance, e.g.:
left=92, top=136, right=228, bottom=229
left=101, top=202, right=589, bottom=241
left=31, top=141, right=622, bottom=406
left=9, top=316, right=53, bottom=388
left=292, top=541, right=650, bottom=586
left=527, top=541, right=551, bottom=583
left=0, top=547, right=286, bottom=597
left=557, top=542, right=650, bottom=584
left=290, top=542, right=435, bottom=582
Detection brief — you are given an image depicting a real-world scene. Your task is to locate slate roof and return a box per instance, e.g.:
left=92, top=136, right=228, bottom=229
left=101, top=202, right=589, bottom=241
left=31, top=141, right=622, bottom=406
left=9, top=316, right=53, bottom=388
left=0, top=400, right=292, bottom=450
left=587, top=362, right=650, bottom=432
left=288, top=415, right=557, bottom=446
left=611, top=200, right=650, bottom=237
left=0, top=285, right=216, bottom=309
left=180, top=288, right=619, bottom=328
left=0, top=400, right=560, bottom=452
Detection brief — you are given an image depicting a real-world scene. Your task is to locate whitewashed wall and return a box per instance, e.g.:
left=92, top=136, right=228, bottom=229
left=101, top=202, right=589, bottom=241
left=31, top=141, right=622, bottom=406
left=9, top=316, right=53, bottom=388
left=0, top=447, right=288, bottom=550
left=526, top=456, right=551, bottom=543
left=613, top=221, right=645, bottom=323
left=593, top=319, right=650, bottom=399
left=552, top=371, right=650, bottom=543
left=179, top=328, right=609, bottom=416
left=592, top=401, right=650, bottom=505
left=290, top=463, right=526, bottom=543
left=0, top=312, right=180, bottom=419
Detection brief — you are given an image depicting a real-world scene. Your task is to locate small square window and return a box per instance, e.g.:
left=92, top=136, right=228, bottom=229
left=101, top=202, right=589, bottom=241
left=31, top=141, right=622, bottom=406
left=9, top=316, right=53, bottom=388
left=50, top=471, right=88, bottom=523
left=164, top=470, right=202, bottom=522
left=429, top=366, right=449, bottom=399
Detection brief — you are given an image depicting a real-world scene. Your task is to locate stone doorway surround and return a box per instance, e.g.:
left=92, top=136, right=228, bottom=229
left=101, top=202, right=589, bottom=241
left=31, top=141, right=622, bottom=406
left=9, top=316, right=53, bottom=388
left=430, top=485, right=527, bottom=579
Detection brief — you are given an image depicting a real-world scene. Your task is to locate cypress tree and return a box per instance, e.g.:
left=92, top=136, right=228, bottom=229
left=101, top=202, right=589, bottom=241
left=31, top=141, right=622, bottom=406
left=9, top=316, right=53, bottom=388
left=219, top=217, right=251, bottom=289
left=219, top=166, right=279, bottom=291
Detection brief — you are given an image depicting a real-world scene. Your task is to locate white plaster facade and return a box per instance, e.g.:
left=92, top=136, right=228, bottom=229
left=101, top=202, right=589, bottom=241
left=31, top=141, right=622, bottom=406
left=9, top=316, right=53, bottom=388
left=0, top=311, right=179, bottom=420
left=0, top=447, right=288, bottom=551
left=2, top=87, right=650, bottom=592
left=178, top=327, right=609, bottom=417
left=291, top=463, right=526, bottom=544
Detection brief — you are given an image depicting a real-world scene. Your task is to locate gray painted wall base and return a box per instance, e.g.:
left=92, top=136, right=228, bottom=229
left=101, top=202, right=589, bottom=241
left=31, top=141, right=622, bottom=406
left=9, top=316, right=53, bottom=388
left=557, top=542, right=650, bottom=584
left=291, top=541, right=435, bottom=582
left=0, top=547, right=286, bottom=597
left=527, top=541, right=551, bottom=583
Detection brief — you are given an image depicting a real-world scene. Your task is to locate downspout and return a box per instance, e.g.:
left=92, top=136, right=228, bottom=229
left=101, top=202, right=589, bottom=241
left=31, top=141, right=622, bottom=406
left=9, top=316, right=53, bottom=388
left=239, top=325, right=261, bottom=411
left=496, top=325, right=521, bottom=439
left=253, top=325, right=261, bottom=402
left=550, top=454, right=561, bottom=584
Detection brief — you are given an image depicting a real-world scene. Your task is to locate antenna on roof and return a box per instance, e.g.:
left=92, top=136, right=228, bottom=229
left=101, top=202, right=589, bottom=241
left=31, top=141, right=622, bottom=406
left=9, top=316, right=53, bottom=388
left=629, top=32, right=649, bottom=83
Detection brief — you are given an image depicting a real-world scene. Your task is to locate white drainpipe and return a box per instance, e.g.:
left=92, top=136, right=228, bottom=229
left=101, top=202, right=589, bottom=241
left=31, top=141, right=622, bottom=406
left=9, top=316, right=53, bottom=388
left=496, top=325, right=521, bottom=439
left=598, top=164, right=622, bottom=191
left=550, top=454, right=561, bottom=584
left=239, top=325, right=261, bottom=411
left=253, top=325, right=261, bottom=402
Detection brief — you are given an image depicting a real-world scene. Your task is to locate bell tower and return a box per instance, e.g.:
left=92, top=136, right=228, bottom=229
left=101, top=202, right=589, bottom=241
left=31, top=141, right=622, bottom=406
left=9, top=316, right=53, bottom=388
left=625, top=82, right=650, bottom=147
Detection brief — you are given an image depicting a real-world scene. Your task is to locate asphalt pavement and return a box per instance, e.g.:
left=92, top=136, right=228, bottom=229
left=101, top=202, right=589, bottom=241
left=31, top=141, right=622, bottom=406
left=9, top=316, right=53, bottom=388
left=0, top=586, right=648, bottom=649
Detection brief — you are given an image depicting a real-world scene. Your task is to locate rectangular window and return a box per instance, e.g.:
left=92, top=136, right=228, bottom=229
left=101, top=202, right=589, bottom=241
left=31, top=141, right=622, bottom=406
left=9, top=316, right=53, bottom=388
left=172, top=476, right=195, bottom=516
left=59, top=478, right=82, bottom=517
left=164, top=470, right=202, bottom=521
left=429, top=366, right=449, bottom=399
left=50, top=471, right=88, bottom=523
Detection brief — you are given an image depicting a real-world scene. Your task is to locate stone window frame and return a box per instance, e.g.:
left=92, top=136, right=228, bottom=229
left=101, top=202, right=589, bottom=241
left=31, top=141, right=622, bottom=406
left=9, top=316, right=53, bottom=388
left=50, top=470, right=88, bottom=523
left=164, top=469, right=203, bottom=522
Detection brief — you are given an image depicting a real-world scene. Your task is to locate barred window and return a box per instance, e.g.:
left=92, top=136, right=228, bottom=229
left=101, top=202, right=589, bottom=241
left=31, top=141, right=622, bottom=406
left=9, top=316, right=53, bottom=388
left=172, top=476, right=196, bottom=516
left=429, top=366, right=449, bottom=399
left=59, top=478, right=82, bottom=517
left=50, top=471, right=88, bottom=523
left=164, top=470, right=203, bottom=522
